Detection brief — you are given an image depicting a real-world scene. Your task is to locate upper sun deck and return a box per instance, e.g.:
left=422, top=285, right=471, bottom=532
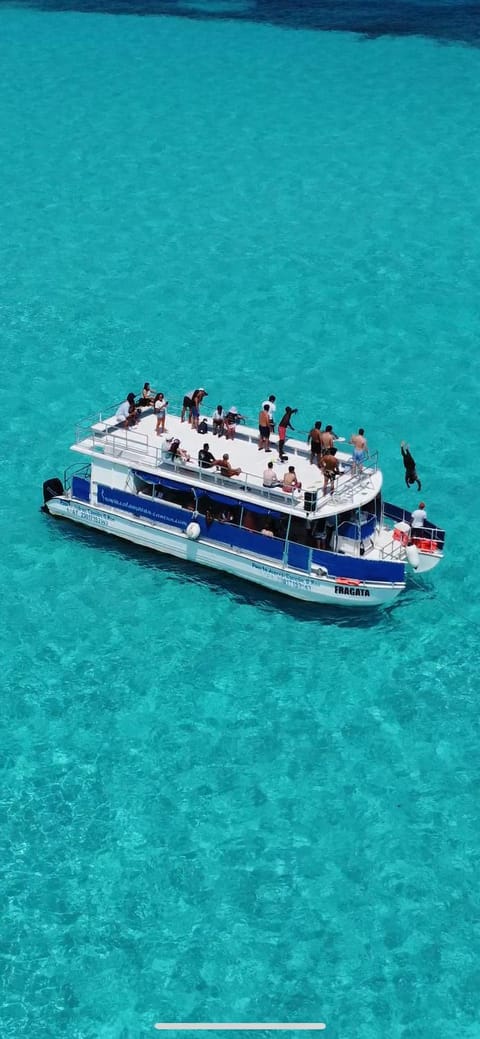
left=73, top=403, right=382, bottom=519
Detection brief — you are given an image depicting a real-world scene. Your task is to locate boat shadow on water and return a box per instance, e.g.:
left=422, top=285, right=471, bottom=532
left=44, top=513, right=415, bottom=629
left=17, top=0, right=480, bottom=48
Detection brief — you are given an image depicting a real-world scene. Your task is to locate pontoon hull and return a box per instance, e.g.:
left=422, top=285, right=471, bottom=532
left=46, top=496, right=405, bottom=608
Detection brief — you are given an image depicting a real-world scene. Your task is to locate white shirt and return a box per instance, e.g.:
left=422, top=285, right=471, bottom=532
left=411, top=508, right=427, bottom=527
left=262, top=399, right=276, bottom=418
left=263, top=467, right=278, bottom=487
left=116, top=400, right=130, bottom=421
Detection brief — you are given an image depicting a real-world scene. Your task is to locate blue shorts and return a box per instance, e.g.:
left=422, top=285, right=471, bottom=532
left=353, top=449, right=365, bottom=463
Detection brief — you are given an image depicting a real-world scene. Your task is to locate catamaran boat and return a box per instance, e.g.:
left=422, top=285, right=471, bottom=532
left=42, top=399, right=445, bottom=608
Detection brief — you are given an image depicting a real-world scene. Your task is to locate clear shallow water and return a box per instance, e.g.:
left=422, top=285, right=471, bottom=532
left=1, top=6, right=480, bottom=1038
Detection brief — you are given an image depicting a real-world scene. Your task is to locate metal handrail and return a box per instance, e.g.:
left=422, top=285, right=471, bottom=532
left=76, top=399, right=379, bottom=462
left=75, top=402, right=380, bottom=518
left=63, top=461, right=91, bottom=492
left=163, top=457, right=301, bottom=507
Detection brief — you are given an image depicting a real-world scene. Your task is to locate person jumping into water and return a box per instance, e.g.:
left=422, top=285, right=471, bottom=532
left=401, top=441, right=422, bottom=491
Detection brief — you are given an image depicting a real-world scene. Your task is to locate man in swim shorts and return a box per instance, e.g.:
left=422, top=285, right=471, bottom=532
left=308, top=421, right=322, bottom=465
left=258, top=404, right=271, bottom=451
left=349, top=428, right=368, bottom=473
left=321, top=448, right=341, bottom=495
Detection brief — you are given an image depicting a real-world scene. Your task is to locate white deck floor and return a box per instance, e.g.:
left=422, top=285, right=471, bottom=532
left=74, top=407, right=383, bottom=521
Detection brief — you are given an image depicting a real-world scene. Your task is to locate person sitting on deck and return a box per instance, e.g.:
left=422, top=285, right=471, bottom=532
left=224, top=407, right=245, bottom=440
left=116, top=393, right=140, bottom=429
left=260, top=520, right=275, bottom=538
left=282, top=466, right=302, bottom=493
left=321, top=448, right=341, bottom=495
left=140, top=382, right=155, bottom=406
left=198, top=443, right=216, bottom=469
left=263, top=460, right=280, bottom=487
left=212, top=405, right=225, bottom=437
left=217, top=453, right=242, bottom=478
left=166, top=438, right=191, bottom=463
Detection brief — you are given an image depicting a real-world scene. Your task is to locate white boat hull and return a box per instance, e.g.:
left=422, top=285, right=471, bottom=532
left=46, top=496, right=405, bottom=608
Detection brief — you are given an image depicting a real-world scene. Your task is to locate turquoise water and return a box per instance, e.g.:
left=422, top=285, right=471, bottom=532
left=1, top=5, right=480, bottom=1037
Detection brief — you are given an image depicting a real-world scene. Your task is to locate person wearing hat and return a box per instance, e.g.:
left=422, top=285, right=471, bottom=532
left=224, top=407, right=245, bottom=440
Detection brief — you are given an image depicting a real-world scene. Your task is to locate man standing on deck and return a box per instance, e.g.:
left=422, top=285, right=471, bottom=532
left=308, top=421, right=322, bottom=466
left=321, top=448, right=341, bottom=496
left=411, top=501, right=427, bottom=534
left=349, top=428, right=368, bottom=473
left=258, top=404, right=272, bottom=451
left=262, top=394, right=277, bottom=432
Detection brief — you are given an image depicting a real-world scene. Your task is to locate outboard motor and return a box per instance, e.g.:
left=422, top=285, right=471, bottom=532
left=42, top=477, right=64, bottom=512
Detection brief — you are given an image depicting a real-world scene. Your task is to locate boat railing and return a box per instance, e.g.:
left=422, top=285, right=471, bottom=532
left=63, top=461, right=91, bottom=492
left=76, top=405, right=380, bottom=515
left=78, top=403, right=379, bottom=466
left=379, top=538, right=407, bottom=562
left=166, top=457, right=303, bottom=507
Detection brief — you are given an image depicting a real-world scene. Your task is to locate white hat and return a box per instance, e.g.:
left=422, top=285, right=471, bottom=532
left=229, top=406, right=238, bottom=414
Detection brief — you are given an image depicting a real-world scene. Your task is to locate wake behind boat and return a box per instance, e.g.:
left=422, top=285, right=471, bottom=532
left=42, top=395, right=445, bottom=608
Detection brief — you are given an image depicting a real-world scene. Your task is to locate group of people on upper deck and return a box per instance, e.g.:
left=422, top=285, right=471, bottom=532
left=115, top=385, right=368, bottom=494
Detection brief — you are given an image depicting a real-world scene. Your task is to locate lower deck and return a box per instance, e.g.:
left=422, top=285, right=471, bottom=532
left=66, top=465, right=413, bottom=585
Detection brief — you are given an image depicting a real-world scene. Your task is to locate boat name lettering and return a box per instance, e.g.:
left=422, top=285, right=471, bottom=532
left=71, top=506, right=108, bottom=529
left=334, top=584, right=370, bottom=598
left=252, top=562, right=313, bottom=590
left=98, top=488, right=185, bottom=528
